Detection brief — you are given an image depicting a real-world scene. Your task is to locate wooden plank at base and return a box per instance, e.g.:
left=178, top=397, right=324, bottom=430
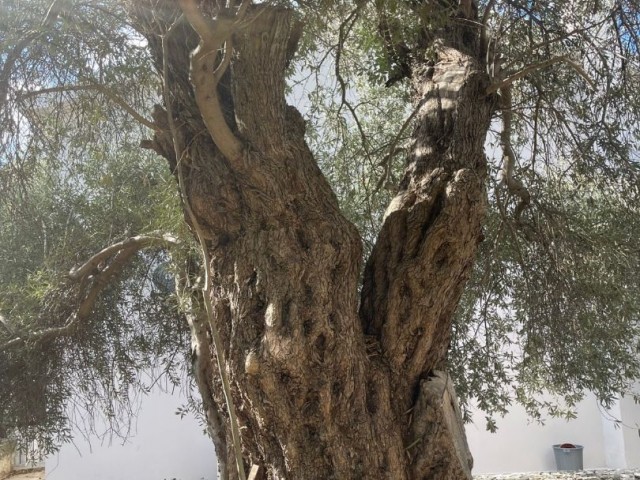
left=248, top=464, right=262, bottom=480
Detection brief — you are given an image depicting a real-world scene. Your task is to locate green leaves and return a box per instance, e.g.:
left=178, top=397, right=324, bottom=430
left=0, top=0, right=191, bottom=451
left=451, top=175, right=640, bottom=426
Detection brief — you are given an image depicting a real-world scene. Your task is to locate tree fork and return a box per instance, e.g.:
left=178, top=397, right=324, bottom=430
left=128, top=1, right=496, bottom=478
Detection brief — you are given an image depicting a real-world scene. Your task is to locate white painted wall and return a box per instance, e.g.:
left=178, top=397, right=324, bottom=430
left=466, top=391, right=640, bottom=474
left=620, top=391, right=640, bottom=469
left=601, top=400, right=627, bottom=469
left=45, top=390, right=217, bottom=480
left=44, top=384, right=640, bottom=478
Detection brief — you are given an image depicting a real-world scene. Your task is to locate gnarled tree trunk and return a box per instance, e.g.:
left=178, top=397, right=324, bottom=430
left=130, top=1, right=495, bottom=479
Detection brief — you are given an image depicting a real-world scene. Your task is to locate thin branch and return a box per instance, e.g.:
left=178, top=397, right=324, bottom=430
left=18, top=83, right=159, bottom=132
left=1, top=232, right=179, bottom=352
left=504, top=15, right=612, bottom=70
left=498, top=87, right=530, bottom=220
left=374, top=98, right=426, bottom=194
left=76, top=247, right=138, bottom=318
left=186, top=308, right=230, bottom=480
left=561, top=58, right=597, bottom=88
left=0, top=0, right=65, bottom=113
left=69, top=233, right=178, bottom=280
left=335, top=3, right=373, bottom=164
left=482, top=0, right=497, bottom=25
left=487, top=55, right=595, bottom=95
left=480, top=0, right=497, bottom=53
left=1, top=312, right=79, bottom=351
left=90, top=83, right=160, bottom=131
left=213, top=38, right=234, bottom=82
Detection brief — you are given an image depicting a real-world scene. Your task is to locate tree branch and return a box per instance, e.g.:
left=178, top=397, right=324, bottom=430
left=374, top=97, right=427, bottom=194
left=480, top=0, right=496, bottom=53
left=498, top=86, right=530, bottom=220
left=1, top=233, right=178, bottom=352
left=0, top=0, right=65, bottom=114
left=486, top=55, right=595, bottom=95
left=1, top=312, right=79, bottom=351
left=212, top=37, right=234, bottom=83
left=336, top=3, right=373, bottom=164
left=17, top=83, right=159, bottom=132
left=178, top=0, right=244, bottom=163
left=69, top=233, right=178, bottom=280
left=459, top=0, right=476, bottom=19
left=178, top=0, right=219, bottom=45
left=482, top=0, right=497, bottom=25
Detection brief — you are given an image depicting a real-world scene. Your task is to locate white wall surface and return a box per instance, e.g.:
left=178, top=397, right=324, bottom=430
left=466, top=393, right=608, bottom=474
left=620, top=391, right=640, bottom=468
left=44, top=386, right=640, bottom=477
left=601, top=400, right=627, bottom=469
left=45, top=390, right=216, bottom=480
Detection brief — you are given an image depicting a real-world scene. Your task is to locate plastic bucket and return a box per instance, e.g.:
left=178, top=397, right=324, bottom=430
left=553, top=444, right=584, bottom=471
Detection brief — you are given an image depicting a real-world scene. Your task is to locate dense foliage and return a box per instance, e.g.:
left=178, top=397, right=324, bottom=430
left=0, top=1, right=193, bottom=449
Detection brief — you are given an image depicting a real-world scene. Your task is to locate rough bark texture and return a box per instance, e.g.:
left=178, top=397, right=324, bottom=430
left=129, top=2, right=495, bottom=479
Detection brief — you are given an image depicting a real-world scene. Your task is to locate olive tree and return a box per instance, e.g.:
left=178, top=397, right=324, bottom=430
left=1, top=0, right=639, bottom=479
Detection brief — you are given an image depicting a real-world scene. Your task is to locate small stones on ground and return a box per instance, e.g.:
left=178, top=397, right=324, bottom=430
left=474, top=469, right=640, bottom=480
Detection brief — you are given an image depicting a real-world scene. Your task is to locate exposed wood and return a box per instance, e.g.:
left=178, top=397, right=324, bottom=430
left=247, top=464, right=263, bottom=480
left=408, top=371, right=474, bottom=479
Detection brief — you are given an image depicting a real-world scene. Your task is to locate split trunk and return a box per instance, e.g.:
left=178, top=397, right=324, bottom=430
left=132, top=3, right=495, bottom=479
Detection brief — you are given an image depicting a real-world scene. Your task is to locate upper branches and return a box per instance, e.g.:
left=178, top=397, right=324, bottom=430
left=0, top=0, right=66, bottom=115
left=476, top=0, right=638, bottom=226
left=17, top=83, right=158, bottom=132
left=177, top=0, right=248, bottom=163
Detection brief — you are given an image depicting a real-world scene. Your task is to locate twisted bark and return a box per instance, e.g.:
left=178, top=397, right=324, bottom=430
left=128, top=1, right=496, bottom=478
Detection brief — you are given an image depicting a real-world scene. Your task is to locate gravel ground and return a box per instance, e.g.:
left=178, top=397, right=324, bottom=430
left=5, top=468, right=638, bottom=480
left=475, top=470, right=640, bottom=480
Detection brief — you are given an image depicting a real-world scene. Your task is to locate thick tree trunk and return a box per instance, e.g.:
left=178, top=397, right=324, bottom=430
left=130, top=2, right=494, bottom=479
left=360, top=43, right=494, bottom=479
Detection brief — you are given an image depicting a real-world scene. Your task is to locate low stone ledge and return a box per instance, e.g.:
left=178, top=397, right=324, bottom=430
left=0, top=439, right=16, bottom=480
left=474, top=470, right=640, bottom=480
